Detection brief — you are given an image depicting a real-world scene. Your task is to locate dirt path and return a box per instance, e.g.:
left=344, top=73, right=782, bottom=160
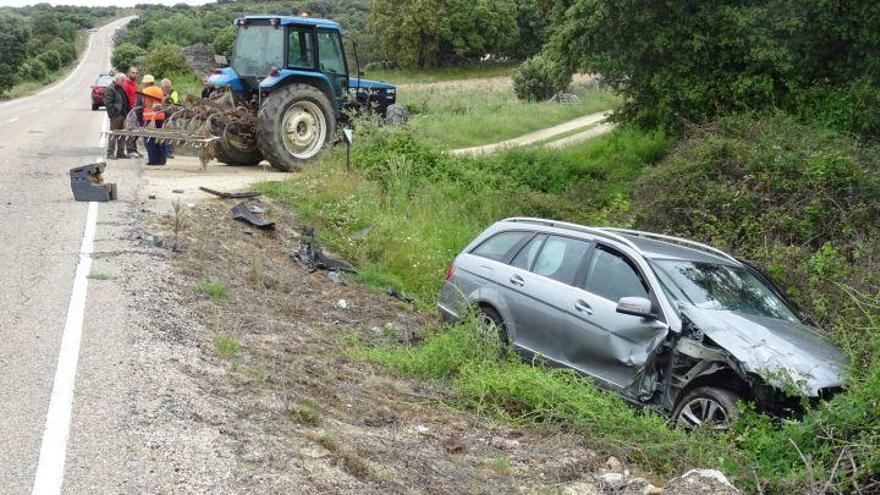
left=451, top=110, right=614, bottom=156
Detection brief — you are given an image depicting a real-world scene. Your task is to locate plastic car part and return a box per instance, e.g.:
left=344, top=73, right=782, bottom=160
left=70, top=162, right=117, bottom=202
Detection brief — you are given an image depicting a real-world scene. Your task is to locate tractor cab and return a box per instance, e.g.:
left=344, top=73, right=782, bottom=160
left=209, top=16, right=398, bottom=118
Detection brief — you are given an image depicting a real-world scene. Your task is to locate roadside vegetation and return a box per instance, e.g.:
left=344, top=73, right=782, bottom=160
left=401, top=83, right=619, bottom=148
left=0, top=5, right=117, bottom=99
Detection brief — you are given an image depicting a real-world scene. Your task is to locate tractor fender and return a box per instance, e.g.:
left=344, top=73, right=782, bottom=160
left=207, top=67, right=245, bottom=93
left=260, top=70, right=337, bottom=115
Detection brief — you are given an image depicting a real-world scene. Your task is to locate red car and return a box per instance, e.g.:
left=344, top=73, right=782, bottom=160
left=90, top=73, right=114, bottom=111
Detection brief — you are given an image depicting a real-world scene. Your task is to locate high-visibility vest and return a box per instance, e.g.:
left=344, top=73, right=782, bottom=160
left=142, top=85, right=165, bottom=122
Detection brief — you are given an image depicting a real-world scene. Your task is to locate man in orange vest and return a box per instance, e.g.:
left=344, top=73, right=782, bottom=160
left=141, top=74, right=167, bottom=166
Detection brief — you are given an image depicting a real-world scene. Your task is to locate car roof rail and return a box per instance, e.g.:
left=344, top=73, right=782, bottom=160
left=599, top=227, right=740, bottom=264
left=502, top=217, right=643, bottom=254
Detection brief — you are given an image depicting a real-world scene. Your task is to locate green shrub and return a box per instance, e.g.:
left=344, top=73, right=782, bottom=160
left=630, top=112, right=880, bottom=368
left=36, top=50, right=63, bottom=71
left=511, top=54, right=571, bottom=102
left=211, top=25, right=236, bottom=58
left=20, top=59, right=48, bottom=81
left=791, top=78, right=880, bottom=138
left=144, top=42, right=190, bottom=78
left=111, top=42, right=146, bottom=72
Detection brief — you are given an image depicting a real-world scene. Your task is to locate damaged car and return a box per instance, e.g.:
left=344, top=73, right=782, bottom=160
left=438, top=218, right=849, bottom=429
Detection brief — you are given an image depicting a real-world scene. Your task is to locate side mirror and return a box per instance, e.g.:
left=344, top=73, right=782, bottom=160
left=616, top=296, right=655, bottom=319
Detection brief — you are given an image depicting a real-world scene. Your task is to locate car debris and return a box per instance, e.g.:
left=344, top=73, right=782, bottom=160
left=70, top=163, right=117, bottom=202
left=200, top=187, right=261, bottom=199
left=231, top=202, right=274, bottom=229
left=335, top=299, right=349, bottom=310
left=327, top=271, right=346, bottom=285
left=291, top=227, right=356, bottom=273
left=386, top=287, right=414, bottom=303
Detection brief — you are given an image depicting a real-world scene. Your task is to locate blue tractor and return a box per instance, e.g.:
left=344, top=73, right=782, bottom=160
left=204, top=15, right=404, bottom=171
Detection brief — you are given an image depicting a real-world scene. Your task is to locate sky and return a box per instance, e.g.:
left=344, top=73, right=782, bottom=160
left=0, top=0, right=213, bottom=6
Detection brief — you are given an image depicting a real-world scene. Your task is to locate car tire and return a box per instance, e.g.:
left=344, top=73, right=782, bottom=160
left=479, top=306, right=509, bottom=347
left=672, top=386, right=741, bottom=431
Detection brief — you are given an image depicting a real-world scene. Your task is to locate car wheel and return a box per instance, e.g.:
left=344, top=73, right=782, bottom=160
left=672, top=386, right=740, bottom=431
left=479, top=306, right=509, bottom=347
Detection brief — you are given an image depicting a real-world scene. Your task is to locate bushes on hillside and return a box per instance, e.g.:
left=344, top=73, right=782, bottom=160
left=112, top=43, right=146, bottom=72
left=630, top=113, right=880, bottom=368
left=144, top=42, right=189, bottom=78
left=20, top=59, right=48, bottom=81
left=512, top=54, right=571, bottom=101
left=0, top=14, right=32, bottom=95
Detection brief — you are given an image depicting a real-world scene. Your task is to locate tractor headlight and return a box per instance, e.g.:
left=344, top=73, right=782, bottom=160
left=386, top=88, right=396, bottom=95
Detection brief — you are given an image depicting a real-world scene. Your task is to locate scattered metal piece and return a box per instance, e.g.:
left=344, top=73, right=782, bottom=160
left=172, top=189, right=184, bottom=194
left=231, top=202, right=274, bottom=229
left=199, top=187, right=261, bottom=199
left=291, top=227, right=356, bottom=273
left=386, top=287, right=413, bottom=303
left=70, top=162, right=117, bottom=202
left=327, top=271, right=346, bottom=285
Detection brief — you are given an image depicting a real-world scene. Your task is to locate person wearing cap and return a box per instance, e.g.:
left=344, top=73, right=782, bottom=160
left=103, top=73, right=131, bottom=159
left=161, top=78, right=179, bottom=158
left=141, top=74, right=167, bottom=166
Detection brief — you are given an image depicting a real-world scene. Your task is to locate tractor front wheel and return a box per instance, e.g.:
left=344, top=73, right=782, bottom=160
left=257, top=84, right=336, bottom=172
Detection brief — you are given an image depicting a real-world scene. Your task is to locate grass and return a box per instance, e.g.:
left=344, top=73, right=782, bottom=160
left=199, top=279, right=229, bottom=301
left=288, top=399, right=320, bottom=426
left=400, top=84, right=621, bottom=148
left=215, top=334, right=241, bottom=358
left=87, top=273, right=111, bottom=281
left=367, top=63, right=515, bottom=85
left=260, top=124, right=670, bottom=306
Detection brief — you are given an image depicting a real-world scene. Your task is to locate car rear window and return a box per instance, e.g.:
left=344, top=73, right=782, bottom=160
left=471, top=231, right=530, bottom=262
left=95, top=75, right=113, bottom=86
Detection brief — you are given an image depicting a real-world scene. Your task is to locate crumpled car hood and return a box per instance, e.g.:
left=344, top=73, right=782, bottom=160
left=682, top=307, right=849, bottom=395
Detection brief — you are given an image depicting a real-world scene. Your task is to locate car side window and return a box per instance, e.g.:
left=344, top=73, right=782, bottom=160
left=531, top=236, right=590, bottom=285
left=511, top=234, right=546, bottom=270
left=471, top=231, right=530, bottom=262
left=584, top=247, right=649, bottom=301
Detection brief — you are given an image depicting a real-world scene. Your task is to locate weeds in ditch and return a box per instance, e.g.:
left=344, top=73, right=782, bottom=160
left=199, top=280, right=228, bottom=301
left=88, top=273, right=110, bottom=281
left=215, top=334, right=241, bottom=359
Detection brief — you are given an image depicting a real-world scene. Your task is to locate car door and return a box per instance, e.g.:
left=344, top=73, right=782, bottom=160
left=568, top=244, right=668, bottom=387
left=502, top=235, right=592, bottom=365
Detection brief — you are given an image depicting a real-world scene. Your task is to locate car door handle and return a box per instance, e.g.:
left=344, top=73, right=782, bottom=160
left=509, top=274, right=525, bottom=287
left=574, top=299, right=593, bottom=315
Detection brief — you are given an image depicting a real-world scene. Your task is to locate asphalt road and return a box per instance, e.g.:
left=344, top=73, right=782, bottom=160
left=0, top=17, right=141, bottom=494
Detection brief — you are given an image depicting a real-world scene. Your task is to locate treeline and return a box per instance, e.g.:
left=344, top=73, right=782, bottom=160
left=0, top=4, right=118, bottom=97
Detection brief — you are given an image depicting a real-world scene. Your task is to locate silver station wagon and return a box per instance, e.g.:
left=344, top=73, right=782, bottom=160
left=439, top=218, right=848, bottom=428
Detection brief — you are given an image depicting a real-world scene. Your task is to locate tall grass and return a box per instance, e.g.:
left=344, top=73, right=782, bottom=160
left=400, top=84, right=621, bottom=148
left=368, top=63, right=516, bottom=85
left=260, top=121, right=669, bottom=305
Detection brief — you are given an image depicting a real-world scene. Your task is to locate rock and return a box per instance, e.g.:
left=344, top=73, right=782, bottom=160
left=599, top=472, right=626, bottom=491
left=642, top=484, right=663, bottom=495
left=441, top=435, right=464, bottom=454
left=664, top=469, right=739, bottom=494
left=334, top=299, right=349, bottom=310
left=327, top=271, right=345, bottom=285
left=181, top=43, right=216, bottom=75
left=563, top=481, right=600, bottom=495
left=488, top=435, right=520, bottom=450
left=605, top=455, right=623, bottom=472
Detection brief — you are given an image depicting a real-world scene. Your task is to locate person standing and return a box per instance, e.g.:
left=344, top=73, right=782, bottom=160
left=103, top=73, right=131, bottom=159
left=122, top=66, right=143, bottom=158
left=161, top=78, right=179, bottom=158
left=141, top=74, right=167, bottom=166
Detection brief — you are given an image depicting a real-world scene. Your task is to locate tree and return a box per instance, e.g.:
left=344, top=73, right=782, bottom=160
left=512, top=53, right=571, bottom=101
left=112, top=42, right=147, bottom=72
left=211, top=25, right=236, bottom=58
left=0, top=15, right=31, bottom=94
left=144, top=42, right=190, bottom=78
left=370, top=0, right=442, bottom=67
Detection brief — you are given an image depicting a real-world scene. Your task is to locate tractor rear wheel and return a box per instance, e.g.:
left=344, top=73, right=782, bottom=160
left=257, top=84, right=335, bottom=172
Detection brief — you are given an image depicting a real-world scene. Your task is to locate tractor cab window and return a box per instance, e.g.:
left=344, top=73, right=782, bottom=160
left=231, top=25, right=284, bottom=77
left=317, top=30, right=346, bottom=75
left=288, top=27, right=315, bottom=69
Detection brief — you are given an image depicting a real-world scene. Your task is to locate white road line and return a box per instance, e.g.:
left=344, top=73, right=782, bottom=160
left=30, top=114, right=107, bottom=495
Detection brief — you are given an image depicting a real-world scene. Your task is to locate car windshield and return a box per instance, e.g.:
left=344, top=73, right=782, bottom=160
left=231, top=25, right=284, bottom=76
left=652, top=259, right=800, bottom=322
